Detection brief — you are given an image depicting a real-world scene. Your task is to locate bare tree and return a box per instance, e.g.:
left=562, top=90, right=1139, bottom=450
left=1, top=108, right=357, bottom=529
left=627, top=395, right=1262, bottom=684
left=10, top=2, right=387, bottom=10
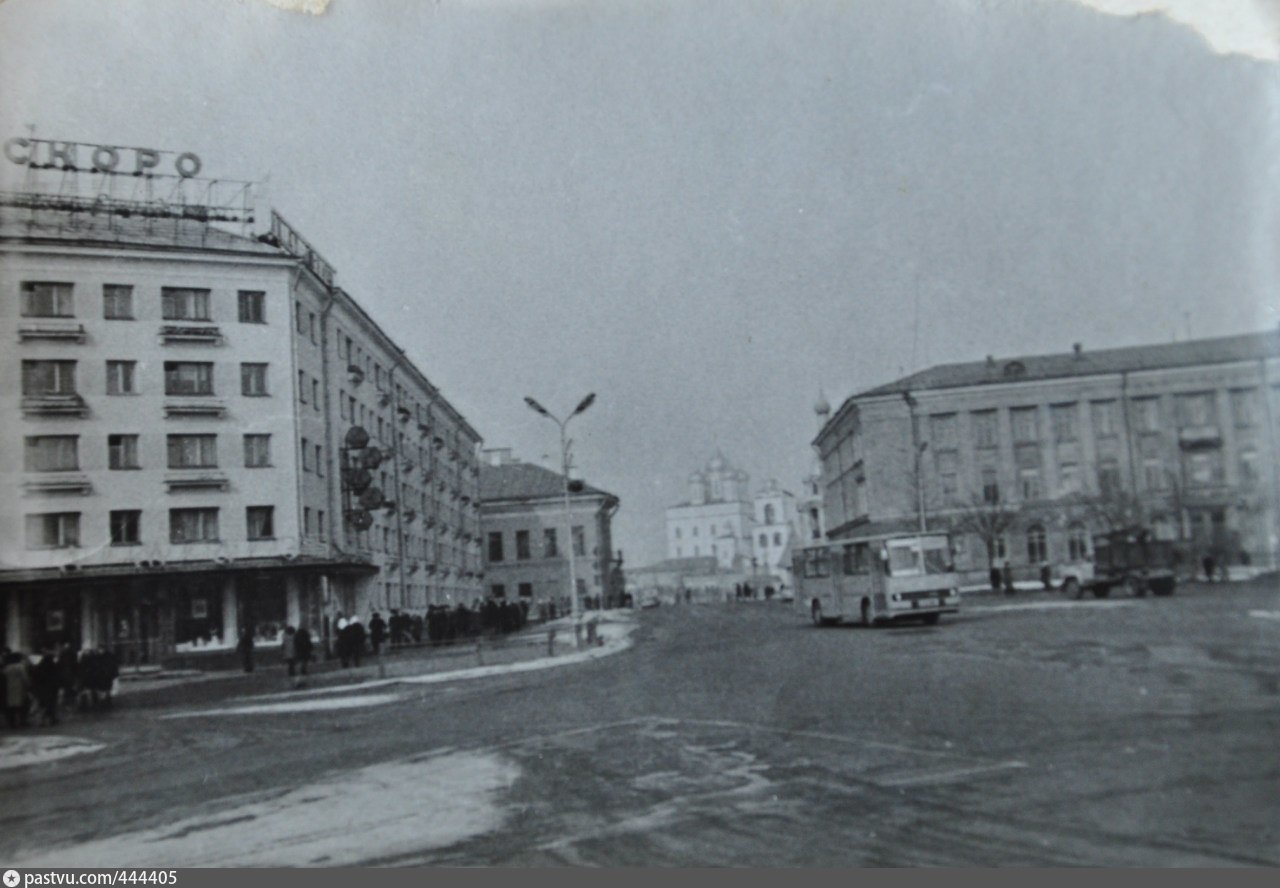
left=1067, top=485, right=1147, bottom=534
left=948, top=490, right=1023, bottom=571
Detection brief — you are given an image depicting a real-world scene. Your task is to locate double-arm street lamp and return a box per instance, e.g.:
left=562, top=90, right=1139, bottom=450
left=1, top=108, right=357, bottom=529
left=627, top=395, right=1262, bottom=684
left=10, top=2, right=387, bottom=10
left=524, top=392, right=596, bottom=632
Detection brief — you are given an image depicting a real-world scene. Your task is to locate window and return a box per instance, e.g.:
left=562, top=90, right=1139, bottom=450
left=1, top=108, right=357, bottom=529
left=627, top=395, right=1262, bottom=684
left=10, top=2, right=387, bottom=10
left=21, top=282, right=73, bottom=317
left=171, top=508, right=218, bottom=543
left=1019, top=466, right=1042, bottom=501
left=518, top=582, right=533, bottom=598
left=1133, top=398, right=1160, bottom=433
left=237, top=290, right=265, bottom=323
left=103, top=284, right=133, bottom=320
left=298, top=371, right=307, bottom=404
left=246, top=506, right=275, bottom=540
left=317, top=510, right=325, bottom=536
left=295, top=301, right=306, bottom=335
left=24, top=436, right=78, bottom=472
left=241, top=363, right=269, bottom=396
left=764, top=503, right=776, bottom=524
left=167, top=434, right=217, bottom=468
left=1186, top=451, right=1220, bottom=486
left=488, top=532, right=504, bottom=562
left=103, top=360, right=136, bottom=395
left=544, top=528, right=558, bottom=558
left=573, top=525, right=586, bottom=557
left=972, top=410, right=998, bottom=448
left=1230, top=389, right=1258, bottom=428
left=674, top=527, right=682, bottom=540
left=758, top=533, right=768, bottom=548
left=929, top=413, right=958, bottom=449
left=309, top=312, right=317, bottom=344
left=1058, top=462, right=1081, bottom=496
left=22, top=360, right=76, bottom=395
left=1176, top=392, right=1215, bottom=428
left=108, top=434, right=139, bottom=470
left=160, top=287, right=211, bottom=321
left=935, top=450, right=959, bottom=503
left=1097, top=458, right=1122, bottom=496
left=164, top=362, right=213, bottom=395
left=981, top=466, right=1000, bottom=504
left=773, top=532, right=782, bottom=546
left=1011, top=407, right=1038, bottom=443
left=303, top=507, right=312, bottom=536
left=1091, top=400, right=1119, bottom=438
left=1067, top=523, right=1089, bottom=561
left=244, top=434, right=271, bottom=468
left=1050, top=404, right=1077, bottom=442
left=314, top=443, right=323, bottom=476
left=516, top=530, right=531, bottom=560
left=1239, top=449, right=1259, bottom=483
left=312, top=378, right=320, bottom=409
left=25, top=513, right=80, bottom=549
left=301, top=437, right=311, bottom=472
left=1143, top=456, right=1166, bottom=491
left=110, top=510, right=141, bottom=545
left=491, top=584, right=506, bottom=599
left=1026, top=525, right=1048, bottom=564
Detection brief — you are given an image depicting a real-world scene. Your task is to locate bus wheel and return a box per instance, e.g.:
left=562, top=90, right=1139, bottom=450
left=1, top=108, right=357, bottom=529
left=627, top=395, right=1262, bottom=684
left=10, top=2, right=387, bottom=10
left=811, top=601, right=825, bottom=627
left=921, top=613, right=940, bottom=626
left=860, top=599, right=873, bottom=628
left=1063, top=578, right=1080, bottom=600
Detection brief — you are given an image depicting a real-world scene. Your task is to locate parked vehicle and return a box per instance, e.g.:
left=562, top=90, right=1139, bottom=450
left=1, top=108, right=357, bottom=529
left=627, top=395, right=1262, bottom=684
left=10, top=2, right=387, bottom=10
left=794, top=532, right=961, bottom=627
left=1058, top=527, right=1177, bottom=599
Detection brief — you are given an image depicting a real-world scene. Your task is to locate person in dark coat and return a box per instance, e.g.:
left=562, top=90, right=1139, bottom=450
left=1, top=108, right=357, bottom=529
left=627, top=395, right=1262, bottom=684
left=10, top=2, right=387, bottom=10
left=1203, top=553, right=1217, bottom=582
left=282, top=626, right=298, bottom=677
left=1002, top=560, right=1015, bottom=595
left=237, top=626, right=255, bottom=673
left=31, top=649, right=61, bottom=726
left=369, top=612, right=387, bottom=654
left=294, top=626, right=313, bottom=676
left=345, top=617, right=365, bottom=667
left=989, top=564, right=1002, bottom=593
left=4, top=652, right=30, bottom=728
left=56, top=643, right=79, bottom=707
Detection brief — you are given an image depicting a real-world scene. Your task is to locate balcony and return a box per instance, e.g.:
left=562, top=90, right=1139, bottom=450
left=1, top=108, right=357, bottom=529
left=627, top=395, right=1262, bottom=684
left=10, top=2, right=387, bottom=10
left=23, top=475, right=92, bottom=496
left=22, top=394, right=88, bottom=417
left=1178, top=425, right=1222, bottom=450
left=165, top=473, right=230, bottom=492
left=165, top=400, right=227, bottom=418
left=160, top=325, right=223, bottom=345
left=18, top=322, right=87, bottom=343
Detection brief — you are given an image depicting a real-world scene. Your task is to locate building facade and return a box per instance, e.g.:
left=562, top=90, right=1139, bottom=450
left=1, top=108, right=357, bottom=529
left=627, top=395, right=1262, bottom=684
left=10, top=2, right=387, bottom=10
left=815, top=332, right=1280, bottom=583
left=1, top=197, right=482, bottom=660
left=479, top=450, right=623, bottom=611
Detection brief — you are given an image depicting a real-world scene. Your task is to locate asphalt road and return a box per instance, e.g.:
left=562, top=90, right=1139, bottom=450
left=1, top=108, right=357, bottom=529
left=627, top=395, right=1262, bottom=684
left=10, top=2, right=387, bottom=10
left=2, top=578, right=1278, bottom=866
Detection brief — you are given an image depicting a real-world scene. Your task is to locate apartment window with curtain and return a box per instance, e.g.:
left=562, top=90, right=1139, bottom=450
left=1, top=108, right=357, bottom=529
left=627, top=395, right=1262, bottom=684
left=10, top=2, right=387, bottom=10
left=106, top=360, right=137, bottom=395
left=573, top=526, right=586, bottom=557
left=22, top=360, right=77, bottom=395
left=244, top=434, right=271, bottom=468
left=241, top=363, right=269, bottom=396
left=161, top=287, right=211, bottom=321
left=237, top=290, right=266, bottom=323
left=103, top=284, right=133, bottom=320
left=544, top=528, right=558, bottom=558
left=21, top=282, right=74, bottom=317
left=170, top=508, right=219, bottom=543
left=108, top=434, right=140, bottom=470
left=110, top=510, right=141, bottom=545
left=25, top=513, right=80, bottom=549
left=24, top=436, right=78, bottom=472
left=488, top=532, right=504, bottom=562
left=515, top=530, right=531, bottom=560
left=167, top=434, right=218, bottom=469
left=164, top=362, right=213, bottom=395
left=246, top=506, right=275, bottom=540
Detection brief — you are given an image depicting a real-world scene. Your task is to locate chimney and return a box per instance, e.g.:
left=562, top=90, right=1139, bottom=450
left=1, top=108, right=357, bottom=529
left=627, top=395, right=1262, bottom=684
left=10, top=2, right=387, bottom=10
left=1072, top=342, right=1083, bottom=358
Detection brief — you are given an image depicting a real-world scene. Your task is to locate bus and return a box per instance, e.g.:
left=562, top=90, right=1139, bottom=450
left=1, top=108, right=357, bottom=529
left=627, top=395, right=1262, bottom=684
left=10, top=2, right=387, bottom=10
left=794, top=532, right=961, bottom=627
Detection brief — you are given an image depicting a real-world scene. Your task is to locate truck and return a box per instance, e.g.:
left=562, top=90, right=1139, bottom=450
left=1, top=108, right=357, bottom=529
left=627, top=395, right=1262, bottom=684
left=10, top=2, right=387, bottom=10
left=1058, top=527, right=1177, bottom=599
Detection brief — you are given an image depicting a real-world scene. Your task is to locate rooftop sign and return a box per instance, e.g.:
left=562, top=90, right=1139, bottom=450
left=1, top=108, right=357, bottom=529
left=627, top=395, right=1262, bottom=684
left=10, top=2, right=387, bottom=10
left=5, top=138, right=203, bottom=177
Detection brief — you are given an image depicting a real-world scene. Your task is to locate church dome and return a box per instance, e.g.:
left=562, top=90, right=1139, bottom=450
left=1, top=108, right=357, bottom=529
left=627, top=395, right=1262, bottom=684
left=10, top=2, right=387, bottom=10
left=707, top=451, right=726, bottom=471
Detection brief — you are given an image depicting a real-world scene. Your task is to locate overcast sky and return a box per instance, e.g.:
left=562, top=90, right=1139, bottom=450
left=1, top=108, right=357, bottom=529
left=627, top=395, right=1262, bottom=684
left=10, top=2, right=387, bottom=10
left=2, top=0, right=1276, bottom=566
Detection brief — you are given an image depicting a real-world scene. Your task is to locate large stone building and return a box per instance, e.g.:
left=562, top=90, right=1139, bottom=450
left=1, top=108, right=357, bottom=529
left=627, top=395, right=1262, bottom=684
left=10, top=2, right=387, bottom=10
left=479, top=449, right=623, bottom=611
left=815, top=331, right=1280, bottom=583
left=1, top=149, right=483, bottom=661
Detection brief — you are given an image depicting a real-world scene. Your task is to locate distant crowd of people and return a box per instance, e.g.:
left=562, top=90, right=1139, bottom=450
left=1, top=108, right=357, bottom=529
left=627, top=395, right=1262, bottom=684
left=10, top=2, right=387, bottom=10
left=2, top=644, right=120, bottom=729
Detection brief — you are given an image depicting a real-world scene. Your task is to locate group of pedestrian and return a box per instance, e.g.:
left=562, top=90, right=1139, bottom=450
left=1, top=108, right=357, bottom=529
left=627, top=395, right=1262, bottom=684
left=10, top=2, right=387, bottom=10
left=334, top=614, right=367, bottom=668
left=989, top=560, right=1017, bottom=595
left=424, top=599, right=529, bottom=645
left=2, top=644, right=119, bottom=729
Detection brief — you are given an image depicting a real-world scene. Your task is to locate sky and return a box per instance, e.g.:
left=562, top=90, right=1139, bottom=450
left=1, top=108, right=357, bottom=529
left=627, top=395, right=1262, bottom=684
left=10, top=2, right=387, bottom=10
left=1, top=0, right=1277, bottom=567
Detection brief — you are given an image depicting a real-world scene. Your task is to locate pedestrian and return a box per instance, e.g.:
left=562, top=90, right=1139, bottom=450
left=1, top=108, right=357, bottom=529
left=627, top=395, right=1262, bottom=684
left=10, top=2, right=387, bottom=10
left=31, top=649, right=60, bottom=726
left=237, top=626, right=255, bottom=673
left=1040, top=562, right=1052, bottom=591
left=294, top=625, right=313, bottom=678
left=369, top=612, right=387, bottom=654
left=345, top=616, right=365, bottom=667
left=282, top=625, right=297, bottom=677
left=989, top=564, right=1001, bottom=593
left=335, top=613, right=350, bottom=667
left=57, top=642, right=79, bottom=708
left=1002, top=560, right=1014, bottom=595
left=1202, top=553, right=1216, bottom=583
left=4, top=652, right=31, bottom=728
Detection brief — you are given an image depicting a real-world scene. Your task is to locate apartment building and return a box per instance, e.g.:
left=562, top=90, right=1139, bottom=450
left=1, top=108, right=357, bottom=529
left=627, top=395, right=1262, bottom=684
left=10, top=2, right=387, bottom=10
left=815, top=332, right=1280, bottom=582
left=478, top=450, right=623, bottom=610
left=1, top=204, right=482, bottom=660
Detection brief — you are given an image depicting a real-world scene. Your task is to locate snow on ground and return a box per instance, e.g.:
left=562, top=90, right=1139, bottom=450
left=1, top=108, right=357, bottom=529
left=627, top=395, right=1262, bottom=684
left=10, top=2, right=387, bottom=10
left=1248, top=610, right=1280, bottom=621
left=159, top=692, right=403, bottom=720
left=0, top=735, right=105, bottom=771
left=10, top=747, right=520, bottom=866
left=971, top=600, right=1138, bottom=614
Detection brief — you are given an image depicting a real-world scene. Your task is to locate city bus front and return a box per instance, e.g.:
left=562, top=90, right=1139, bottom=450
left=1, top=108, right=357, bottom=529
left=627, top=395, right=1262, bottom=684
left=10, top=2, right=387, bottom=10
left=876, top=534, right=961, bottom=624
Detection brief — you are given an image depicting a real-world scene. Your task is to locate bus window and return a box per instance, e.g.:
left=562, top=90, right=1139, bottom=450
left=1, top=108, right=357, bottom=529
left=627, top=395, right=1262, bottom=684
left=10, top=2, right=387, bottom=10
left=922, top=539, right=953, bottom=574
left=841, top=544, right=857, bottom=575
left=887, top=542, right=921, bottom=576
left=804, top=548, right=830, bottom=578
left=854, top=543, right=869, bottom=573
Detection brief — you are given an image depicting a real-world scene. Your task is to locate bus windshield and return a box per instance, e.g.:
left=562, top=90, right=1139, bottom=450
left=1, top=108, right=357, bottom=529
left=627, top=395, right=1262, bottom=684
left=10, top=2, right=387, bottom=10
left=886, top=536, right=953, bottom=577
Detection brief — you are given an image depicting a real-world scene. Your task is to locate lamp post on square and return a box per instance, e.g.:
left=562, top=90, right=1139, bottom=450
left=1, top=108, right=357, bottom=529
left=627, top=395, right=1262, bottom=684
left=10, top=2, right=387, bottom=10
left=524, top=392, right=595, bottom=637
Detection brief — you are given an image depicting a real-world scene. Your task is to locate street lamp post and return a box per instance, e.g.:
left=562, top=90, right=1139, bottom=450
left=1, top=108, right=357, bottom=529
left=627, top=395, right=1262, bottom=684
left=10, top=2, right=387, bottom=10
left=524, top=393, right=596, bottom=637
left=904, top=391, right=928, bottom=533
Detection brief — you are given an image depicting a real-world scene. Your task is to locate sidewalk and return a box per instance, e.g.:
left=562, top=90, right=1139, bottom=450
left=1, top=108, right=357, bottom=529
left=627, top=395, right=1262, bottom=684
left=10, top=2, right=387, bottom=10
left=118, top=612, right=635, bottom=710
